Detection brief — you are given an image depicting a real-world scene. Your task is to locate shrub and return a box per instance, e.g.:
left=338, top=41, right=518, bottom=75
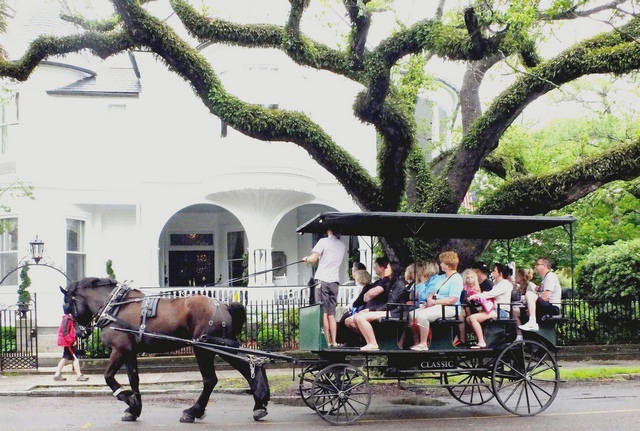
left=256, top=326, right=283, bottom=350
left=82, top=328, right=111, bottom=358
left=576, top=238, right=640, bottom=301
left=0, top=326, right=17, bottom=353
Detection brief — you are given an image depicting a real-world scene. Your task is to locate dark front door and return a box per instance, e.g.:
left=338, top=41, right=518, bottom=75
left=169, top=250, right=215, bottom=287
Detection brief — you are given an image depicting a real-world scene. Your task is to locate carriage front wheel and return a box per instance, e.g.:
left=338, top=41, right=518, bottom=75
left=311, top=363, right=372, bottom=425
left=299, top=362, right=329, bottom=411
left=491, top=339, right=560, bottom=416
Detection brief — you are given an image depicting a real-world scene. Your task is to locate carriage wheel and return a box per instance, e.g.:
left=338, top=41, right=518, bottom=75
left=443, top=355, right=495, bottom=405
left=491, top=339, right=560, bottom=416
left=311, top=363, right=372, bottom=425
left=299, top=363, right=329, bottom=412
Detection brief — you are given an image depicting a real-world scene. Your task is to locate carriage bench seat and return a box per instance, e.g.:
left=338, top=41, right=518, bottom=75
left=482, top=317, right=517, bottom=348
left=429, top=316, right=463, bottom=350
left=372, top=316, right=410, bottom=351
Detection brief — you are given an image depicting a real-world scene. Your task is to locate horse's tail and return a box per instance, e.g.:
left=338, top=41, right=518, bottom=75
left=227, top=302, right=247, bottom=339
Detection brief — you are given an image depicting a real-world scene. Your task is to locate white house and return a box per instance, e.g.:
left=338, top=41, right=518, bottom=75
left=0, top=1, right=457, bottom=328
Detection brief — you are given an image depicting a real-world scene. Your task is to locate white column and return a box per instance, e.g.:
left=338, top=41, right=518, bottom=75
left=248, top=248, right=274, bottom=286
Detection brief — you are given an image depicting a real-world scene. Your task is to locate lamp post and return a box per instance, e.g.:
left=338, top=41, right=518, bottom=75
left=0, top=236, right=72, bottom=286
left=29, top=236, right=44, bottom=264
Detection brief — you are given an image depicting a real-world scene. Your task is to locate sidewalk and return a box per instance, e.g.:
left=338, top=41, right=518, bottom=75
left=2, top=359, right=640, bottom=397
left=0, top=364, right=296, bottom=397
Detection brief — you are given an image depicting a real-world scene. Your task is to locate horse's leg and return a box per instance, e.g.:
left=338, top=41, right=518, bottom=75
left=104, top=349, right=140, bottom=422
left=221, top=353, right=270, bottom=421
left=180, top=348, right=216, bottom=423
left=123, top=355, right=143, bottom=420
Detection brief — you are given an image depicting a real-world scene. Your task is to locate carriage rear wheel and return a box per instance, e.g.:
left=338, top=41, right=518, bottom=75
left=443, top=354, right=495, bottom=405
left=491, top=339, right=560, bottom=416
left=311, top=363, right=372, bottom=425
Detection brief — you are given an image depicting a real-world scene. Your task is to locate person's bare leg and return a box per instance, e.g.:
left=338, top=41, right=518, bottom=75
left=467, top=314, right=485, bottom=346
left=322, top=313, right=331, bottom=345
left=53, top=358, right=69, bottom=379
left=328, top=314, right=337, bottom=345
left=73, top=356, right=83, bottom=377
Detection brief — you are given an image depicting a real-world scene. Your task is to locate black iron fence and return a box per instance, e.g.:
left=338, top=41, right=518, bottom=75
left=77, top=298, right=640, bottom=358
left=558, top=299, right=640, bottom=345
left=0, top=299, right=38, bottom=370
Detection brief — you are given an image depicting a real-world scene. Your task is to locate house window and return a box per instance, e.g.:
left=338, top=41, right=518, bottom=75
left=0, top=92, right=19, bottom=156
left=66, top=219, right=86, bottom=281
left=0, top=218, right=18, bottom=285
left=227, top=231, right=245, bottom=287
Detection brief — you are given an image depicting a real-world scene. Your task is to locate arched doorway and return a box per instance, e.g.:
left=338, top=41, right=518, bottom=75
left=158, top=204, right=246, bottom=287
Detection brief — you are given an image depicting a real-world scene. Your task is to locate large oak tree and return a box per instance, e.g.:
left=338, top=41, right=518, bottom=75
left=1, top=0, right=639, bottom=266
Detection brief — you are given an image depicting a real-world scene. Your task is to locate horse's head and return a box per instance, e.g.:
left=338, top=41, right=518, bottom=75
left=60, top=277, right=118, bottom=331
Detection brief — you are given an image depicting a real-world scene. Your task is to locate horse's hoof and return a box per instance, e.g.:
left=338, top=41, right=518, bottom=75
left=180, top=414, right=195, bottom=423
left=253, top=409, right=268, bottom=421
left=121, top=413, right=137, bottom=422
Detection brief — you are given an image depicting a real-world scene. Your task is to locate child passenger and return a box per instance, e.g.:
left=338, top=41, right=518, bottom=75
left=466, top=263, right=513, bottom=349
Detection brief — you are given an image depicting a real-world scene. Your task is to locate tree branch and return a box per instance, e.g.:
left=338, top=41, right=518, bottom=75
left=441, top=15, right=640, bottom=213
left=0, top=31, right=134, bottom=80
left=478, top=138, right=640, bottom=215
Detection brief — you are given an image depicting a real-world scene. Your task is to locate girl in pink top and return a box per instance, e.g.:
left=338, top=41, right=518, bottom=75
left=462, top=269, right=481, bottom=298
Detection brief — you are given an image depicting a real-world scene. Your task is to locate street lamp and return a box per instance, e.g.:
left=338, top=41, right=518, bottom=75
left=29, top=236, right=44, bottom=264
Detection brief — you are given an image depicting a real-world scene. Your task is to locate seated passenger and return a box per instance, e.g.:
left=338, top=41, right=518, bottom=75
left=512, top=267, right=536, bottom=340
left=466, top=263, right=513, bottom=349
left=519, top=257, right=562, bottom=332
left=353, top=261, right=406, bottom=351
left=344, top=257, right=389, bottom=335
left=411, top=260, right=443, bottom=307
left=349, top=269, right=372, bottom=313
left=409, top=251, right=463, bottom=351
left=404, top=262, right=420, bottom=295
left=472, top=261, right=493, bottom=292
left=336, top=268, right=372, bottom=347
left=455, top=268, right=482, bottom=346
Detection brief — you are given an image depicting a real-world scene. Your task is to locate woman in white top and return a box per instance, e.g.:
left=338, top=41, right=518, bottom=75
left=466, top=263, right=513, bottom=349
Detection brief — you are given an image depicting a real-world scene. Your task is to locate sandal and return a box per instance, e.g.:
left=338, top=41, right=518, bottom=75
left=471, top=344, right=487, bottom=349
left=410, top=345, right=428, bottom=351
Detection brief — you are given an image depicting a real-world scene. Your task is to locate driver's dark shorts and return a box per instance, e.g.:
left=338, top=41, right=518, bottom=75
left=315, top=280, right=339, bottom=316
left=62, top=346, right=78, bottom=361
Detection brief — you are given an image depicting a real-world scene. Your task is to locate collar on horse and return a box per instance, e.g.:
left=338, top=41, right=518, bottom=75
left=92, top=281, right=160, bottom=342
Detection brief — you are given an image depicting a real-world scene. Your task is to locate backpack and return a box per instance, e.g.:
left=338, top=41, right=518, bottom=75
left=57, top=315, right=76, bottom=347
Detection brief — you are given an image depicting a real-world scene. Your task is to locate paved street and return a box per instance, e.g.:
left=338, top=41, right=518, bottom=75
left=0, top=380, right=639, bottom=430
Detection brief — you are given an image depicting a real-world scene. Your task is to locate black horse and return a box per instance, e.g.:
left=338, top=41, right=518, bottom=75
left=60, top=277, right=269, bottom=423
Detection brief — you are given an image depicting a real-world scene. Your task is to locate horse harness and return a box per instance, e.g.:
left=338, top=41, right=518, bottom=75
left=91, top=281, right=232, bottom=343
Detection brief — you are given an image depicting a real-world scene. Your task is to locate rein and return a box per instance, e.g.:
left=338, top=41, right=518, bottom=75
left=218, top=260, right=304, bottom=286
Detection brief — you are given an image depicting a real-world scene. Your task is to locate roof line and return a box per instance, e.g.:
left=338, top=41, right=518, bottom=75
left=41, top=60, right=97, bottom=77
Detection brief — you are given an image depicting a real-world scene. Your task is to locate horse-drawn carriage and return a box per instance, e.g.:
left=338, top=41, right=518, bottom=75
left=60, top=211, right=575, bottom=426
left=294, top=211, right=575, bottom=424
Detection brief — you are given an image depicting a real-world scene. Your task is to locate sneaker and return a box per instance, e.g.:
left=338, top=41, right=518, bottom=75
left=515, top=335, right=524, bottom=342
left=76, top=375, right=89, bottom=381
left=518, top=322, right=539, bottom=332
left=53, top=375, right=66, bottom=381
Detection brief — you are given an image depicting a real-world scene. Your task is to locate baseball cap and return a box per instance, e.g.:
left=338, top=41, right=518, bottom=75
left=471, top=261, right=489, bottom=274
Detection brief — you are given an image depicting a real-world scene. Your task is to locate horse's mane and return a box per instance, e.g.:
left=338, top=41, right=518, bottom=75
left=69, top=277, right=118, bottom=293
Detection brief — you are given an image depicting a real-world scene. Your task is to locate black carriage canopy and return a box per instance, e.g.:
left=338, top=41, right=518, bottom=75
left=296, top=212, right=576, bottom=240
